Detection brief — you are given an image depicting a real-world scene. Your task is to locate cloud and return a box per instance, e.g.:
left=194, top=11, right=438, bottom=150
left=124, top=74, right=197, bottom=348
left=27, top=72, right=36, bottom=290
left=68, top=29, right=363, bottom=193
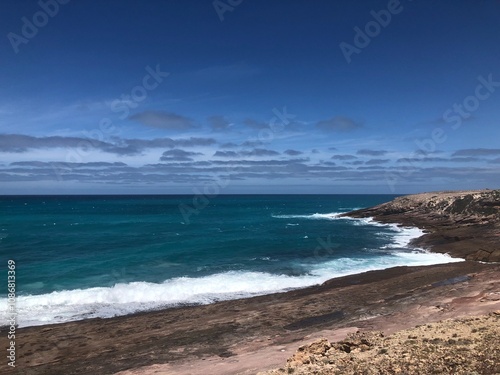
left=357, top=149, right=388, bottom=156
left=3, top=155, right=498, bottom=188
left=396, top=156, right=482, bottom=163
left=116, top=137, right=215, bottom=152
left=220, top=142, right=238, bottom=148
left=348, top=160, right=364, bottom=166
left=365, top=159, right=390, bottom=165
left=241, top=140, right=264, bottom=147
left=128, top=111, right=196, bottom=130
left=397, top=157, right=446, bottom=163
left=316, top=116, right=362, bottom=132
left=450, top=157, right=482, bottom=163
left=10, top=161, right=127, bottom=168
left=0, top=134, right=215, bottom=155
left=169, top=137, right=216, bottom=147
left=284, top=149, right=303, bottom=156
left=452, top=148, right=500, bottom=157
left=212, top=148, right=280, bottom=158
left=211, top=158, right=309, bottom=166
left=0, top=133, right=128, bottom=154
left=160, top=149, right=203, bottom=162
left=357, top=165, right=388, bottom=170
left=240, top=148, right=280, bottom=157
left=331, top=154, right=357, bottom=160
left=213, top=151, right=239, bottom=158
left=208, top=115, right=231, bottom=131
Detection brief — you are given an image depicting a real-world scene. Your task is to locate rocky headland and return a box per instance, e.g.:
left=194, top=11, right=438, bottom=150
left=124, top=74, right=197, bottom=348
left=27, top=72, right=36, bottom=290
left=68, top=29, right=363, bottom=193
left=342, top=189, right=500, bottom=262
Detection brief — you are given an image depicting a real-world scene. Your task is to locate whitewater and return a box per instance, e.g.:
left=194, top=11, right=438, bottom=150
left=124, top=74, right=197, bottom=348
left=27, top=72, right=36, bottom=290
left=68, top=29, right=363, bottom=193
left=1, top=210, right=461, bottom=328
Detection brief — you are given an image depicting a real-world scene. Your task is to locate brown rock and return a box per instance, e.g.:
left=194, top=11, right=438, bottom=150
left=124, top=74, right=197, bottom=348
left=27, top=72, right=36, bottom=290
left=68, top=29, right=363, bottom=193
left=287, top=338, right=331, bottom=367
left=306, top=338, right=331, bottom=355
left=483, top=292, right=500, bottom=301
left=488, top=249, right=500, bottom=262
left=474, top=249, right=492, bottom=262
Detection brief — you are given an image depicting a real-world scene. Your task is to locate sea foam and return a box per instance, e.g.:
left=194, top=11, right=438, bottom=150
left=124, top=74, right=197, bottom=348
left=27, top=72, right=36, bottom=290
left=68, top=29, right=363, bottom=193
left=0, top=212, right=461, bottom=328
left=1, top=250, right=461, bottom=328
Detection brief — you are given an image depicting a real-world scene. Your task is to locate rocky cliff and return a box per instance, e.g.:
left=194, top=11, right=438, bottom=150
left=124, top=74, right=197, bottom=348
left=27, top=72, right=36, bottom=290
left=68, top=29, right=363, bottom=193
left=342, top=190, right=500, bottom=262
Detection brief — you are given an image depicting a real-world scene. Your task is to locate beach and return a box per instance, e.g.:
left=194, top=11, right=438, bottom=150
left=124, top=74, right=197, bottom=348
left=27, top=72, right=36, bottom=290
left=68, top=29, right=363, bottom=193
left=2, top=190, right=500, bottom=374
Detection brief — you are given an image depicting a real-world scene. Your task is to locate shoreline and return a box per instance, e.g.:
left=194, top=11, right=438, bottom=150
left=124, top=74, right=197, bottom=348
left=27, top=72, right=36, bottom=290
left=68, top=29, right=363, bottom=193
left=3, top=261, right=499, bottom=375
left=3, top=190, right=499, bottom=374
left=6, top=212, right=456, bottom=329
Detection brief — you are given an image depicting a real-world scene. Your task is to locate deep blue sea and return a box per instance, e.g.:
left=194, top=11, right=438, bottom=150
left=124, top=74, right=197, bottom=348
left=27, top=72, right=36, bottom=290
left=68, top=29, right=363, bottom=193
left=0, top=195, right=461, bottom=327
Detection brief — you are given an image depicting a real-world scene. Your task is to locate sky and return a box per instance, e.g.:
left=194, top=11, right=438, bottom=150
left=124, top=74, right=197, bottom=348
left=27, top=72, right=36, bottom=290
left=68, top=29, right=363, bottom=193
left=0, top=0, right=499, bottom=194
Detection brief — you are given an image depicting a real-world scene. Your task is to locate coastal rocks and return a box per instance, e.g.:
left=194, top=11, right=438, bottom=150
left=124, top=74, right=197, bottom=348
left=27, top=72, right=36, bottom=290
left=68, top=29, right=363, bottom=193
left=262, top=314, right=500, bottom=375
left=341, top=189, right=500, bottom=262
left=466, top=248, right=500, bottom=262
left=285, top=333, right=380, bottom=368
left=345, top=190, right=500, bottom=224
left=286, top=338, right=331, bottom=367
left=486, top=249, right=500, bottom=262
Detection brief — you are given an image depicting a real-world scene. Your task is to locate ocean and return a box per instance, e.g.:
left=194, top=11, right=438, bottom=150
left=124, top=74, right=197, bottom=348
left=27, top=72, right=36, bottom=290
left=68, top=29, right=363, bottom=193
left=0, top=195, right=462, bottom=327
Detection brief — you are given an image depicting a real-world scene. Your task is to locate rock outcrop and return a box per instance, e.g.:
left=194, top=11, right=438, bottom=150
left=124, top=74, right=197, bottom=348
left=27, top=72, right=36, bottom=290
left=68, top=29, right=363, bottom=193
left=262, top=312, right=500, bottom=375
left=341, top=190, right=500, bottom=262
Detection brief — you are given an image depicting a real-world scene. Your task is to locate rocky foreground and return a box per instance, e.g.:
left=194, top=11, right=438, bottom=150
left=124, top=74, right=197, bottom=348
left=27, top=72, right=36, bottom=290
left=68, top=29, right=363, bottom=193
left=261, top=312, right=500, bottom=375
left=342, top=189, right=500, bottom=262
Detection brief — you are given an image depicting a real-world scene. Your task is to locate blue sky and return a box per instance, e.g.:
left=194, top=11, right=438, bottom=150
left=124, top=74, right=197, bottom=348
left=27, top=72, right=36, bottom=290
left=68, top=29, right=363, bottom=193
left=1, top=0, right=499, bottom=194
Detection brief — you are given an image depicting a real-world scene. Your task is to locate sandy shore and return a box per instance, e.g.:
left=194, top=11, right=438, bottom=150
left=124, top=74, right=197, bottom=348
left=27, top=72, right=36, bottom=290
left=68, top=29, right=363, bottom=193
left=2, top=190, right=499, bottom=375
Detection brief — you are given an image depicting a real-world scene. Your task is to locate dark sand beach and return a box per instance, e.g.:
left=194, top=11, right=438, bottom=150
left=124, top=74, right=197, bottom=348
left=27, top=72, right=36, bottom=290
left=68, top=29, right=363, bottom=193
left=3, top=190, right=500, bottom=375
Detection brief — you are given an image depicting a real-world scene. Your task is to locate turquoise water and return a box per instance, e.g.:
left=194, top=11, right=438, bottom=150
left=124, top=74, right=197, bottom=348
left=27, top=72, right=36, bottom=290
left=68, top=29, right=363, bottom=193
left=0, top=195, right=461, bottom=327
